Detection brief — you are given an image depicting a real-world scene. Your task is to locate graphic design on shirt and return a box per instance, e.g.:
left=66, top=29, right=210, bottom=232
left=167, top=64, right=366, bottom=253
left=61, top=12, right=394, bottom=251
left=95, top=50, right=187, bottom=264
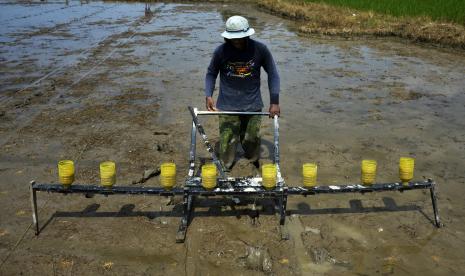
left=225, top=60, right=255, bottom=78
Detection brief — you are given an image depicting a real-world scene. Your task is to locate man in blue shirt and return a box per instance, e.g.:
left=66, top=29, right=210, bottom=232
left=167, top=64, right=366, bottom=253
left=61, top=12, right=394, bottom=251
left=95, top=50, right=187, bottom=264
left=205, top=15, right=280, bottom=171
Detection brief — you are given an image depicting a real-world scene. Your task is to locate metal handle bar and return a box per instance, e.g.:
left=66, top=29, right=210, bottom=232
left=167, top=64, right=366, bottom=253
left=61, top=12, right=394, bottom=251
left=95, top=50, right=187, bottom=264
left=196, top=110, right=271, bottom=116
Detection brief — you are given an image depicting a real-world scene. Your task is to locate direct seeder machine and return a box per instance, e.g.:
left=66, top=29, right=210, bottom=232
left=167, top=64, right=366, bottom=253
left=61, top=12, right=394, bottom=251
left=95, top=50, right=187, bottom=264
left=30, top=106, right=441, bottom=242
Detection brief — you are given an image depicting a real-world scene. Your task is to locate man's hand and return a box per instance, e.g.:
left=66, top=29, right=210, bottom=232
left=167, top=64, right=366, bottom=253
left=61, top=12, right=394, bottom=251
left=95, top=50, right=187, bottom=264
left=206, top=97, right=218, bottom=111
left=269, top=104, right=280, bottom=118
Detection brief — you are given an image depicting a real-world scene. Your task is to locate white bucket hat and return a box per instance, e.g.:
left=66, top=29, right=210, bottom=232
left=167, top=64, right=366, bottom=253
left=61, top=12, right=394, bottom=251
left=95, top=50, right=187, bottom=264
left=221, top=15, right=255, bottom=39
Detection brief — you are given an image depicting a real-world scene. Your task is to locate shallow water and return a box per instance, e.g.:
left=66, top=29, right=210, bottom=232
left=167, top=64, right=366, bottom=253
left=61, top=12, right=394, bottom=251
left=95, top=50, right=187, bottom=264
left=1, top=1, right=465, bottom=275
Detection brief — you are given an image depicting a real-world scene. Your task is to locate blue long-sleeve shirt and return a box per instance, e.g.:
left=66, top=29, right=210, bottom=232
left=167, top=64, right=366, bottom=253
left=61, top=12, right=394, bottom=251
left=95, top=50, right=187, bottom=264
left=205, top=39, right=280, bottom=111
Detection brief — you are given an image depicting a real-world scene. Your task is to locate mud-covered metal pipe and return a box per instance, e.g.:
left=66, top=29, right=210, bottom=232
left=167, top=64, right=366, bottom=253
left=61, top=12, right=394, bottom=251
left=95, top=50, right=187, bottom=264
left=32, top=180, right=434, bottom=196
left=188, top=106, right=227, bottom=180
left=29, top=181, right=39, bottom=235
left=273, top=114, right=282, bottom=180
left=187, top=108, right=197, bottom=178
left=32, top=183, right=185, bottom=196
left=429, top=180, right=442, bottom=227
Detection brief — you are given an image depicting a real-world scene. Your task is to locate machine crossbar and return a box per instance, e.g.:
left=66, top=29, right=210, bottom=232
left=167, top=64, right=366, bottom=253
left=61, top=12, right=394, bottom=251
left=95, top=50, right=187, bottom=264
left=30, top=179, right=441, bottom=242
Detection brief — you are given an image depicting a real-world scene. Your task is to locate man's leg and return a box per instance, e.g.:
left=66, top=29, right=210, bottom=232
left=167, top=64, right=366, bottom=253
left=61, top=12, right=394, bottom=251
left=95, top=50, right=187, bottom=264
left=241, top=115, right=261, bottom=164
left=219, top=115, right=241, bottom=170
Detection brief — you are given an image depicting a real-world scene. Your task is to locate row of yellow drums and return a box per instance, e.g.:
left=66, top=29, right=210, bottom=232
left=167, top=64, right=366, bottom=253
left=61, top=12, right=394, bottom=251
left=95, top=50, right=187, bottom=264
left=258, top=157, right=413, bottom=189
left=361, top=157, right=415, bottom=185
left=57, top=157, right=415, bottom=189
left=160, top=163, right=218, bottom=190
left=58, top=160, right=116, bottom=188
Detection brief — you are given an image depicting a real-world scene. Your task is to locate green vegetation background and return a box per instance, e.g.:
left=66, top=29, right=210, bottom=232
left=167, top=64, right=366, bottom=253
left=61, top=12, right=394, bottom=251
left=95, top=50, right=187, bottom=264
left=304, top=0, right=465, bottom=24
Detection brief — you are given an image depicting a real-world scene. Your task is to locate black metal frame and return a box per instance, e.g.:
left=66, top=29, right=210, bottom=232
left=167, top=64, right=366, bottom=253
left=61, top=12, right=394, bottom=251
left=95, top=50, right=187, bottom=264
left=29, top=107, right=442, bottom=243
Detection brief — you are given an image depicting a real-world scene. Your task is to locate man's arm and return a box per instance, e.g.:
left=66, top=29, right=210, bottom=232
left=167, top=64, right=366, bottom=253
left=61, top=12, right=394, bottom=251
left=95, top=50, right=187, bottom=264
left=205, top=46, right=222, bottom=111
left=262, top=45, right=280, bottom=117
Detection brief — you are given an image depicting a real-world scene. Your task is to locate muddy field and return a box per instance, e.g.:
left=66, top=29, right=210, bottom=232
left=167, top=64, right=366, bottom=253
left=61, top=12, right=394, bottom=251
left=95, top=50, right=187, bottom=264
left=1, top=1, right=465, bottom=275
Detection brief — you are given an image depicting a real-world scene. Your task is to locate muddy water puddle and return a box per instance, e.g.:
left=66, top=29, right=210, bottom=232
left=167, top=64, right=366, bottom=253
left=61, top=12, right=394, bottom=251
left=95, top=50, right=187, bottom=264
left=1, top=1, right=465, bottom=275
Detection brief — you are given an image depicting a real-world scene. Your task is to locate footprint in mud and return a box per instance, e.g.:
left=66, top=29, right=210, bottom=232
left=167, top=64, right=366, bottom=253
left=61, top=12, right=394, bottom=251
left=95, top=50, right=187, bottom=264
left=240, top=246, right=273, bottom=273
left=390, top=87, right=424, bottom=101
left=297, top=219, right=373, bottom=273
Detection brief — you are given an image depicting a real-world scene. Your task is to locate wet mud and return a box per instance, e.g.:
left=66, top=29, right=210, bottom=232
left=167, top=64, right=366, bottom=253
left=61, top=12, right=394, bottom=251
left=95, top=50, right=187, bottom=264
left=1, top=1, right=465, bottom=275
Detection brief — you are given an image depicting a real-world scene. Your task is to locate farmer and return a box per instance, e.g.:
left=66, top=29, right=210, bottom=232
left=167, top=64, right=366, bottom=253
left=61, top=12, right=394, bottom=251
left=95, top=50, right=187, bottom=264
left=205, top=15, right=280, bottom=171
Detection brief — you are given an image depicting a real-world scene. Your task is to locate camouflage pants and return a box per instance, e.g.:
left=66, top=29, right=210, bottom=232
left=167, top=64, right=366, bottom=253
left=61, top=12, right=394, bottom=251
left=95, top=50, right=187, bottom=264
left=219, top=115, right=261, bottom=170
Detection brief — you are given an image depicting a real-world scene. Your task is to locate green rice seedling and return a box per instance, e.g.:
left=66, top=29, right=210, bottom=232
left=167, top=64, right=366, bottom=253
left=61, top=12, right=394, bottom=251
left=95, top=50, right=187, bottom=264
left=304, top=0, right=465, bottom=25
